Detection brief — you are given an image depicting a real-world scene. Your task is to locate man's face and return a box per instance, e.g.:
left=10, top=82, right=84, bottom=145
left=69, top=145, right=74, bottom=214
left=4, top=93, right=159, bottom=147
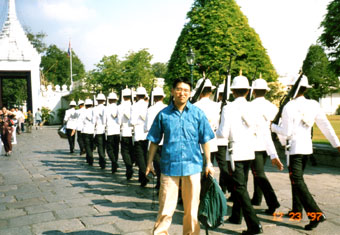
left=172, top=82, right=191, bottom=105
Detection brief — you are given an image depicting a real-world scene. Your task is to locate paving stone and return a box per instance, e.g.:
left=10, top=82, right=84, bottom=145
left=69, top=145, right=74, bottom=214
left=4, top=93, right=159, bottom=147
left=64, top=197, right=96, bottom=207
left=31, top=218, right=84, bottom=234
left=0, top=209, right=26, bottom=219
left=78, top=224, right=121, bottom=234
left=0, top=204, right=6, bottom=211
left=0, top=219, right=8, bottom=228
left=80, top=213, right=118, bottom=227
left=0, top=185, right=17, bottom=192
left=8, top=211, right=55, bottom=227
left=0, top=226, right=32, bottom=235
left=54, top=206, right=98, bottom=220
left=5, top=197, right=46, bottom=209
left=0, top=195, right=16, bottom=203
left=25, top=202, right=70, bottom=214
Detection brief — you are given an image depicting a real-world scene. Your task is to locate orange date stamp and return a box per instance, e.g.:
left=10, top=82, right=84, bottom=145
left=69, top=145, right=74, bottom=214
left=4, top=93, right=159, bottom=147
left=273, top=212, right=323, bottom=221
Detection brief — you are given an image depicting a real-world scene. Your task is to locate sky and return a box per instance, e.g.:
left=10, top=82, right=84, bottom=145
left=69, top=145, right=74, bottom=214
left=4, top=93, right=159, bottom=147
left=0, top=0, right=333, bottom=77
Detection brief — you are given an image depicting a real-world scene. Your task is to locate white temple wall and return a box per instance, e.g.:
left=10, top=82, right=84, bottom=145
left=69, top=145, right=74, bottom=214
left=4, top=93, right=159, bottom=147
left=319, top=93, right=340, bottom=115
left=40, top=84, right=71, bottom=124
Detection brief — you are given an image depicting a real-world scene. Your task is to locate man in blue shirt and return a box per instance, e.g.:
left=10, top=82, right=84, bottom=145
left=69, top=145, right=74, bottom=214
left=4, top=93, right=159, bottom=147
left=146, top=77, right=215, bottom=235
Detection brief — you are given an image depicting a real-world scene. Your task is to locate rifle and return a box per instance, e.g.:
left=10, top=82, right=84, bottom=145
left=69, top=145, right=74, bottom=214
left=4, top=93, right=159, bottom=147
left=213, top=83, right=219, bottom=102
left=118, top=86, right=122, bottom=105
left=220, top=55, right=233, bottom=112
left=220, top=55, right=235, bottom=171
left=191, top=71, right=207, bottom=104
left=148, top=78, right=155, bottom=107
left=247, top=66, right=258, bottom=101
left=272, top=71, right=303, bottom=126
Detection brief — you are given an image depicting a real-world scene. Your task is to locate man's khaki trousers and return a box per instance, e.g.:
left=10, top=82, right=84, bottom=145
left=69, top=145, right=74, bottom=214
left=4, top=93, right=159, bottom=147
left=153, top=173, right=201, bottom=235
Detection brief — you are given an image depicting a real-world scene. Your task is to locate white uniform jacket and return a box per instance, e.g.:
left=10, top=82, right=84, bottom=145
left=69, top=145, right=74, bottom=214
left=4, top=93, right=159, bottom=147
left=251, top=97, right=279, bottom=159
left=82, top=108, right=95, bottom=134
left=194, top=97, right=220, bottom=152
left=105, top=103, right=120, bottom=136
left=76, top=107, right=86, bottom=132
left=93, top=104, right=106, bottom=135
left=271, top=96, right=340, bottom=155
left=64, top=108, right=78, bottom=130
left=130, top=99, right=148, bottom=142
left=144, top=101, right=167, bottom=146
left=216, top=97, right=256, bottom=161
left=118, top=101, right=133, bottom=137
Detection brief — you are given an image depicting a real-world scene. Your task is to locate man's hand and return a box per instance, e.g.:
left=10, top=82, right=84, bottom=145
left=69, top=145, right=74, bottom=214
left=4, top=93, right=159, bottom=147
left=71, top=129, right=76, bottom=136
left=145, top=162, right=156, bottom=177
left=205, top=162, right=215, bottom=177
left=271, top=158, right=284, bottom=171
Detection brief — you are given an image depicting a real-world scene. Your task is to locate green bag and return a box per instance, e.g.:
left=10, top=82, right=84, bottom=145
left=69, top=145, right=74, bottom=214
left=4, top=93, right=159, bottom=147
left=198, top=174, right=227, bottom=229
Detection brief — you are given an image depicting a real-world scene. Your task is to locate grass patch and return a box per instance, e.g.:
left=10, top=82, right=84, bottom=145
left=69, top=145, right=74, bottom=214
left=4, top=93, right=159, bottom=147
left=313, top=115, right=340, bottom=145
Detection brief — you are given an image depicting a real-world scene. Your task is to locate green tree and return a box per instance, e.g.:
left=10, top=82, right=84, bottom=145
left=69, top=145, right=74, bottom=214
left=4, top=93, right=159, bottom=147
left=40, top=45, right=85, bottom=86
left=24, top=27, right=47, bottom=54
left=87, top=55, right=124, bottom=94
left=319, top=0, right=340, bottom=75
left=152, top=62, right=168, bottom=78
left=302, top=44, right=339, bottom=100
left=166, top=0, right=277, bottom=87
left=1, top=78, right=27, bottom=108
left=121, top=49, right=154, bottom=92
left=86, top=49, right=154, bottom=97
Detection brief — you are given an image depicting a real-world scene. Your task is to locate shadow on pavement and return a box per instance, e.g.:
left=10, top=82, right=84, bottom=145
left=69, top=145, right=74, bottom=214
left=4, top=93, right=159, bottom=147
left=40, top=152, right=188, bottom=228
left=43, top=230, right=118, bottom=235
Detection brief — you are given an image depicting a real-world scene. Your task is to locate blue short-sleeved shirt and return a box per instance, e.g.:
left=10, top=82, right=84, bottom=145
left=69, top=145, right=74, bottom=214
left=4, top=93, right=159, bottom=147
left=147, top=101, right=214, bottom=176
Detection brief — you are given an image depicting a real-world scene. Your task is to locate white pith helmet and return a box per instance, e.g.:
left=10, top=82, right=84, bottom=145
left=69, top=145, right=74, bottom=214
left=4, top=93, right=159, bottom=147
left=231, top=70, right=250, bottom=89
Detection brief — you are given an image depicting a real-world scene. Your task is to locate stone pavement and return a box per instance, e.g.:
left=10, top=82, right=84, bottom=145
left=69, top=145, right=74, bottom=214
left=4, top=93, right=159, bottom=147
left=0, top=126, right=340, bottom=235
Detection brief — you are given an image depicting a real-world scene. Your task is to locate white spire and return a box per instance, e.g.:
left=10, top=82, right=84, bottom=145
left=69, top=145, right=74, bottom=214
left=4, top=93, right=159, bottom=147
left=8, top=0, right=17, bottom=21
left=0, top=0, right=40, bottom=61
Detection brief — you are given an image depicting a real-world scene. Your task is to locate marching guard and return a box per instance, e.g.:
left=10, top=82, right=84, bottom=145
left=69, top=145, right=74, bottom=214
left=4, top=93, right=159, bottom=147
left=271, top=75, right=340, bottom=230
left=75, top=99, right=86, bottom=155
left=105, top=91, right=120, bottom=173
left=63, top=100, right=77, bottom=153
left=250, top=78, right=283, bottom=215
left=94, top=93, right=107, bottom=169
left=130, top=86, right=149, bottom=187
left=118, top=87, right=135, bottom=180
left=216, top=74, right=263, bottom=234
left=82, top=98, right=95, bottom=165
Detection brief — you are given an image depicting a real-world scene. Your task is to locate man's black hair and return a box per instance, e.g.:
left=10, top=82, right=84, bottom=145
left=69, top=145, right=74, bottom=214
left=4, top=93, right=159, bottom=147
left=297, top=86, right=307, bottom=96
left=201, top=87, right=212, bottom=96
left=172, top=77, right=192, bottom=90
left=153, top=96, right=164, bottom=102
left=232, top=89, right=249, bottom=97
left=253, top=89, right=266, bottom=97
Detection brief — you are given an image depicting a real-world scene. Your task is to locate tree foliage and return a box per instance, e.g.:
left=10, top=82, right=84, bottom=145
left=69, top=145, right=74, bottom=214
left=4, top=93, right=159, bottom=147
left=87, top=49, right=155, bottom=96
left=40, top=45, right=85, bottom=86
left=152, top=62, right=168, bottom=78
left=166, top=0, right=278, bottom=87
left=319, top=0, right=340, bottom=75
left=121, top=49, right=154, bottom=91
left=86, top=55, right=124, bottom=94
left=1, top=78, right=27, bottom=108
left=24, top=27, right=47, bottom=54
left=302, top=44, right=339, bottom=100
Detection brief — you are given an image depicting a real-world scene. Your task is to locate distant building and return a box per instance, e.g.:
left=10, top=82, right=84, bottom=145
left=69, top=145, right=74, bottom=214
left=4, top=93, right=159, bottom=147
left=279, top=75, right=340, bottom=115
